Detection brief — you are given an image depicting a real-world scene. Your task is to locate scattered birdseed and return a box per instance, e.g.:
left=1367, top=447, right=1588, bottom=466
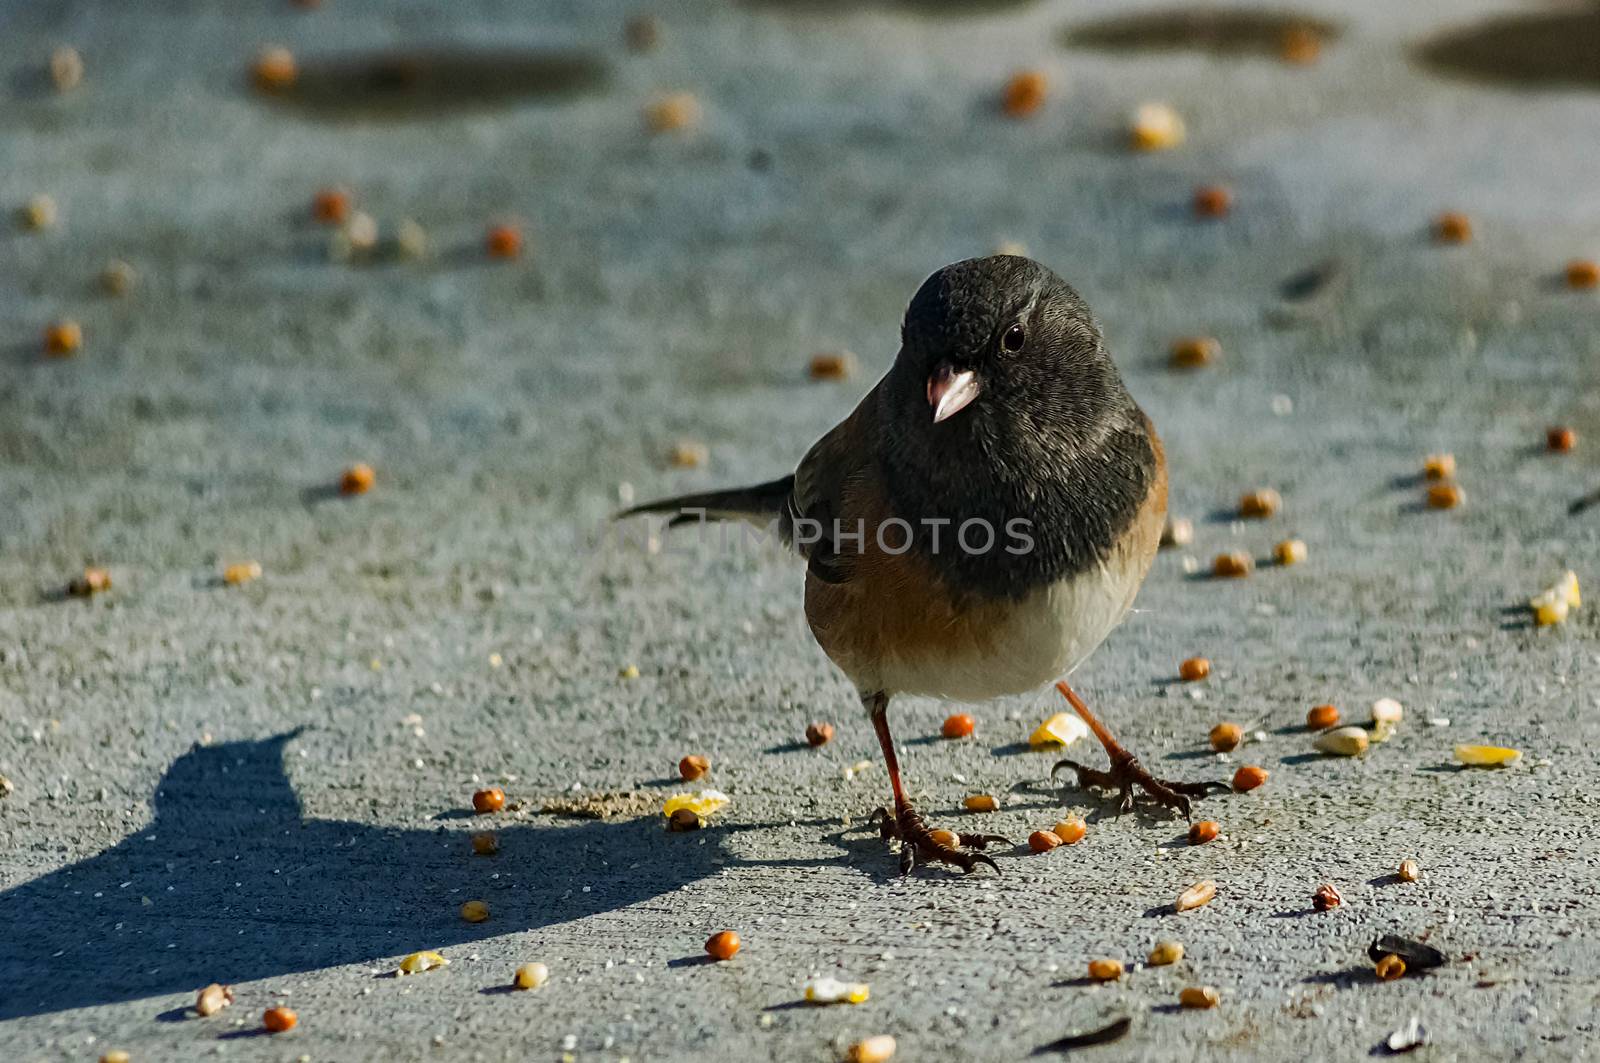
left=1279, top=25, right=1321, bottom=63
left=1209, top=722, right=1241, bottom=752
left=809, top=351, right=857, bottom=380
left=312, top=188, right=350, bottom=225
left=68, top=566, right=112, bottom=597
left=471, top=832, right=499, bottom=855
left=1147, top=940, right=1183, bottom=966
left=396, top=218, right=429, bottom=259
left=1176, top=880, right=1216, bottom=912
left=1566, top=259, right=1600, bottom=290
left=1179, top=985, right=1220, bottom=1009
left=1454, top=744, right=1521, bottom=767
left=222, top=561, right=262, bottom=586
left=1053, top=817, right=1087, bottom=844
left=340, top=463, right=375, bottom=495
left=99, top=1052, right=130, bottom=1063
left=1087, top=958, right=1123, bottom=982
left=1161, top=518, right=1194, bottom=547
left=1306, top=704, right=1340, bottom=730
left=1193, top=184, right=1232, bottom=218
left=678, top=754, right=709, bottom=781
left=195, top=983, right=235, bottom=1017
left=1313, top=726, right=1368, bottom=757
left=486, top=223, right=522, bottom=259
left=1433, top=212, right=1472, bottom=244
left=1426, top=482, right=1464, bottom=509
left=619, top=664, right=640, bottom=679
left=645, top=92, right=700, bottom=133
left=397, top=950, right=449, bottom=975
left=1029, top=712, right=1088, bottom=749
left=253, top=46, right=298, bottom=92
left=0, top=776, right=13, bottom=798
left=1312, top=883, right=1342, bottom=911
left=514, top=962, right=549, bottom=990
left=1422, top=453, right=1455, bottom=480
left=805, top=722, right=834, bottom=747
left=1371, top=698, right=1404, bottom=725
left=1169, top=336, right=1219, bottom=369
left=1386, top=1016, right=1427, bottom=1053
left=262, top=1006, right=297, bottom=1033
left=460, top=900, right=489, bottom=923
left=1029, top=830, right=1063, bottom=854
left=1274, top=539, right=1307, bottom=566
left=1375, top=954, right=1406, bottom=981
left=101, top=259, right=136, bottom=295
left=50, top=46, right=84, bottom=91
left=1368, top=935, right=1445, bottom=971
left=1547, top=426, right=1577, bottom=453
left=1001, top=70, right=1048, bottom=118
left=804, top=977, right=870, bottom=1005
left=667, top=808, right=702, bottom=832
left=847, top=1035, right=896, bottom=1063
left=1397, top=858, right=1421, bottom=883
left=1130, top=102, right=1184, bottom=151
left=472, top=788, right=506, bottom=814
left=1238, top=488, right=1282, bottom=518
left=21, top=193, right=58, bottom=230
left=963, top=794, right=999, bottom=813
left=662, top=790, right=729, bottom=819
left=1232, top=765, right=1268, bottom=792
left=1212, top=551, right=1252, bottom=578
left=705, top=930, right=740, bottom=961
left=669, top=440, right=708, bottom=468
left=44, top=319, right=82, bottom=357
left=1180, top=657, right=1211, bottom=681
left=625, top=14, right=662, bottom=52
left=942, top=713, right=975, bottom=739
left=1188, top=821, right=1220, bottom=845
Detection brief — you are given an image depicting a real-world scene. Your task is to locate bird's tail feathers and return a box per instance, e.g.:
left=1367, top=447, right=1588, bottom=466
left=616, top=475, right=794, bottom=529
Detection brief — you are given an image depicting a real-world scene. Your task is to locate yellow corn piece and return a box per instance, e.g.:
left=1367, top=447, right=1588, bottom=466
left=661, top=790, right=729, bottom=819
left=1130, top=102, right=1185, bottom=151
left=1530, top=592, right=1569, bottom=627
left=1556, top=570, right=1580, bottom=608
left=1029, top=712, right=1088, bottom=749
left=397, top=950, right=449, bottom=975
left=1455, top=745, right=1522, bottom=768
left=804, top=977, right=870, bottom=1005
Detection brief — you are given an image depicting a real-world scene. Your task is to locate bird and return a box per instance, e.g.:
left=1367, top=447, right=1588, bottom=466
left=622, top=255, right=1221, bottom=873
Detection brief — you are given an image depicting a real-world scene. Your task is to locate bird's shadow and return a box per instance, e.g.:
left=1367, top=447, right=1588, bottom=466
left=0, top=730, right=825, bottom=1022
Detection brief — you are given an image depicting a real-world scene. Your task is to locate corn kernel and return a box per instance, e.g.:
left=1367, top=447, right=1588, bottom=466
left=222, top=561, right=262, bottom=586
left=1179, top=985, right=1220, bottom=1009
left=1274, top=538, right=1307, bottom=565
left=847, top=1035, right=896, bottom=1063
left=646, top=92, right=700, bottom=133
left=804, top=976, right=870, bottom=1004
left=460, top=900, right=489, bottom=923
left=1454, top=744, right=1521, bottom=767
left=1002, top=70, right=1048, bottom=118
left=962, top=793, right=998, bottom=813
left=1029, top=711, right=1088, bottom=748
left=514, top=962, right=549, bottom=990
left=1176, top=879, right=1216, bottom=912
left=1148, top=940, right=1184, bottom=966
left=1423, top=453, right=1455, bottom=480
left=1087, top=958, right=1123, bottom=981
left=1130, top=102, right=1185, bottom=151
left=1053, top=817, right=1087, bottom=844
left=397, top=950, right=449, bottom=975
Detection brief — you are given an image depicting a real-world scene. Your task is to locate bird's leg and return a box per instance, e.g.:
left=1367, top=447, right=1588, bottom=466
left=1050, top=680, right=1227, bottom=820
left=866, top=692, right=1004, bottom=874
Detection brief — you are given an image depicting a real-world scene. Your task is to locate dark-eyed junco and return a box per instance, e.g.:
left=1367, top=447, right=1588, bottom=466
left=624, top=255, right=1220, bottom=873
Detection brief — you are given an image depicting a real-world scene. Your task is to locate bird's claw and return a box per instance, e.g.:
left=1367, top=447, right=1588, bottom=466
left=1052, top=754, right=1225, bottom=821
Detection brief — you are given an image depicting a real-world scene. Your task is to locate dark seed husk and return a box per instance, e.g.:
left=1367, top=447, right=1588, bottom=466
left=1037, top=1015, right=1132, bottom=1053
left=1368, top=935, right=1445, bottom=971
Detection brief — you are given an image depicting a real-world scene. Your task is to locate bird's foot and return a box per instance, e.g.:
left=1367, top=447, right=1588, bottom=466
left=1052, top=750, right=1227, bottom=820
left=870, top=803, right=1007, bottom=875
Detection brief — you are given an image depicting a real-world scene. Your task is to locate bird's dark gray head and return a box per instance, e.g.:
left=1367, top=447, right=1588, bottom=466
left=876, top=255, right=1157, bottom=599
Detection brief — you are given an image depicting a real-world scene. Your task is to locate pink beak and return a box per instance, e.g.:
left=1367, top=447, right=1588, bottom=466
left=927, top=364, right=980, bottom=423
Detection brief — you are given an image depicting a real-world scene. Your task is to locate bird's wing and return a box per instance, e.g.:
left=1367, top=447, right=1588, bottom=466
left=785, top=381, right=882, bottom=583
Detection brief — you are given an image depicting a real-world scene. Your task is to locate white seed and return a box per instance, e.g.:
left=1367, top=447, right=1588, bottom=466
left=1176, top=879, right=1216, bottom=912
left=1371, top=698, right=1403, bottom=724
left=1313, top=726, right=1369, bottom=757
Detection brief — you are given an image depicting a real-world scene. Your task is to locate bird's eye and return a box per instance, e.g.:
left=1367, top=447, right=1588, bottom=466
left=1002, top=323, right=1026, bottom=353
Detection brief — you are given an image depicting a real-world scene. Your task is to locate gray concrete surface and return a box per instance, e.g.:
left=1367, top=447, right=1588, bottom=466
left=3, top=0, right=1600, bottom=1059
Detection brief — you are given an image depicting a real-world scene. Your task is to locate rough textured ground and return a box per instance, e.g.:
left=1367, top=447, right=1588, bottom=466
left=3, top=0, right=1600, bottom=1060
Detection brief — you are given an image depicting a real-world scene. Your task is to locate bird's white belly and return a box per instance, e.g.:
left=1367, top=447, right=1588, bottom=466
left=876, top=559, right=1142, bottom=703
